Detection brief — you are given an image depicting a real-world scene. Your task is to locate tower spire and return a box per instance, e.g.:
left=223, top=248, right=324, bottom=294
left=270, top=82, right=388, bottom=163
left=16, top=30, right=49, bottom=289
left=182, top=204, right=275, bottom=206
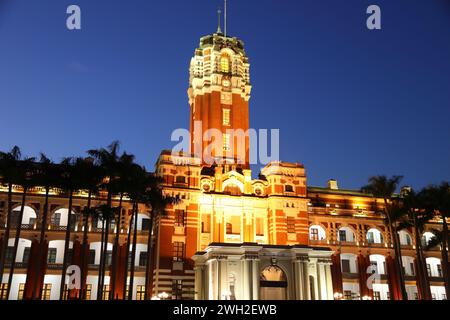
left=217, top=8, right=222, bottom=34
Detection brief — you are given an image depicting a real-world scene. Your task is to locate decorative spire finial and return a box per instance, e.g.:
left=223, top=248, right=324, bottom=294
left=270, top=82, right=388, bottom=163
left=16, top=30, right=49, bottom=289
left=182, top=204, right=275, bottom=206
left=217, top=8, right=222, bottom=34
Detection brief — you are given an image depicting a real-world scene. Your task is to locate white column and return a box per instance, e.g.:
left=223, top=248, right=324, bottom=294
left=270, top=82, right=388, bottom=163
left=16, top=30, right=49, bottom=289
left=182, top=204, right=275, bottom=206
left=304, top=261, right=311, bottom=300
left=252, top=258, right=260, bottom=300
left=294, top=258, right=306, bottom=300
left=194, top=265, right=203, bottom=300
left=208, top=259, right=219, bottom=300
left=325, top=262, right=334, bottom=300
left=218, top=257, right=227, bottom=300
left=317, top=262, right=328, bottom=300
left=242, top=257, right=251, bottom=300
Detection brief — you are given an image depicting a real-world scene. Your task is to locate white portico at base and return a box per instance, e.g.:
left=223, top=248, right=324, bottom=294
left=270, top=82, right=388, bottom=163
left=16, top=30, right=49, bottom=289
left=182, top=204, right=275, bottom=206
left=192, top=243, right=334, bottom=300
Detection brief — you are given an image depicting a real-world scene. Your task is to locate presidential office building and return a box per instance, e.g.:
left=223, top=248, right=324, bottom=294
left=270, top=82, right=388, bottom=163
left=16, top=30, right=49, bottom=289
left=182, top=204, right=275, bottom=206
left=0, top=27, right=447, bottom=301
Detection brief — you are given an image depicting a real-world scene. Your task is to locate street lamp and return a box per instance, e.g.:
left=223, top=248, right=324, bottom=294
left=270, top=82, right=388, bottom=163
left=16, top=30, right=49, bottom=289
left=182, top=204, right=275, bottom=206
left=158, top=292, right=169, bottom=300
left=334, top=292, right=343, bottom=300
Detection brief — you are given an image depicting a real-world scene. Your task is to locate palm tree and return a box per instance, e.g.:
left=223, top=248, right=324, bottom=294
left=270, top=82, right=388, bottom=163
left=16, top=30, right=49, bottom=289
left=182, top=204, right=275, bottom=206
left=58, top=157, right=81, bottom=300
left=394, top=189, right=433, bottom=299
left=0, top=146, right=22, bottom=289
left=361, top=175, right=408, bottom=300
left=74, top=157, right=103, bottom=300
left=124, top=164, right=150, bottom=300
left=110, top=152, right=135, bottom=299
left=6, top=156, right=36, bottom=299
left=30, top=154, right=59, bottom=300
left=419, top=182, right=450, bottom=299
left=88, top=141, right=121, bottom=300
left=142, top=174, right=179, bottom=300
left=94, top=203, right=115, bottom=300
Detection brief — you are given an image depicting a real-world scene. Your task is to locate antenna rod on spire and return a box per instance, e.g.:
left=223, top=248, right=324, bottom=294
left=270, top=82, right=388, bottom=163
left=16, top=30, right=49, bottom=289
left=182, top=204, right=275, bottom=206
left=224, top=0, right=227, bottom=37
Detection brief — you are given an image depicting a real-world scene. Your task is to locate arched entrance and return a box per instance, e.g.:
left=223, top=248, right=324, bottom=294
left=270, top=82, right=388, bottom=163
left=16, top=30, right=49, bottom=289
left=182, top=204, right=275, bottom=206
left=260, top=265, right=287, bottom=300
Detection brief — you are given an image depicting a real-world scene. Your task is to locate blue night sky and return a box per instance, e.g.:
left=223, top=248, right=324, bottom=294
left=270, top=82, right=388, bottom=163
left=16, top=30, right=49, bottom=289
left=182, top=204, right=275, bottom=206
left=0, top=0, right=449, bottom=190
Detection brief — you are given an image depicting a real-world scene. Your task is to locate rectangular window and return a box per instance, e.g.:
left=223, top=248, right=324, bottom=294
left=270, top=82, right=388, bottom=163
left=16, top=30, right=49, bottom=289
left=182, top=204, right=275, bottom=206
left=255, top=217, right=264, bottom=236
left=341, top=259, right=351, bottom=273
left=287, top=217, right=296, bottom=234
left=201, top=214, right=211, bottom=233
left=310, top=228, right=318, bottom=241
left=175, top=210, right=186, bottom=227
left=367, top=232, right=374, bottom=244
left=339, top=230, right=347, bottom=242
left=5, top=246, right=14, bottom=263
left=173, top=242, right=185, bottom=262
left=88, top=249, right=96, bottom=265
left=437, top=264, right=443, bottom=277
left=284, top=185, right=294, bottom=193
left=175, top=176, right=186, bottom=184
left=141, top=218, right=150, bottom=231
left=136, top=285, right=146, bottom=301
left=105, top=251, right=112, bottom=267
left=62, top=284, right=69, bottom=300
left=373, top=291, right=381, bottom=300
left=427, top=264, right=432, bottom=277
left=226, top=223, right=233, bottom=235
left=227, top=216, right=241, bottom=235
left=223, top=133, right=230, bottom=151
left=0, top=284, right=8, bottom=300
left=406, top=235, right=412, bottom=246
left=47, top=248, right=57, bottom=264
left=125, top=285, right=130, bottom=299
left=84, top=284, right=92, bottom=300
left=41, top=284, right=52, bottom=301
left=23, top=247, right=31, bottom=264
left=18, top=283, right=25, bottom=300
left=223, top=109, right=230, bottom=126
left=51, top=212, right=61, bottom=226
left=410, top=262, right=415, bottom=276
left=139, top=251, right=148, bottom=267
left=103, top=285, right=110, bottom=300
left=172, top=280, right=183, bottom=300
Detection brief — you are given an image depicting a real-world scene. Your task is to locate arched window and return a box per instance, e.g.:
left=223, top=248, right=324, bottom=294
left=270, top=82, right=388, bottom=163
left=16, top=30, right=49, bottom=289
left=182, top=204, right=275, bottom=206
left=422, top=232, right=435, bottom=247
left=398, top=230, right=412, bottom=246
left=220, top=54, right=230, bottom=73
left=309, top=225, right=326, bottom=241
left=367, top=228, right=383, bottom=244
left=338, top=227, right=355, bottom=243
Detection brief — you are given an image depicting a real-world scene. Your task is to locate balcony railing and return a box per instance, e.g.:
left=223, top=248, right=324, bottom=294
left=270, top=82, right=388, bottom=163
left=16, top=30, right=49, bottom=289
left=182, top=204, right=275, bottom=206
left=49, top=225, right=68, bottom=231
left=4, top=262, right=28, bottom=269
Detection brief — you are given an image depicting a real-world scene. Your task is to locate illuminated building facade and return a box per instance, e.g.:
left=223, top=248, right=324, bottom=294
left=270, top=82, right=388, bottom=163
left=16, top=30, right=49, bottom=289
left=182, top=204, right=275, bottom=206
left=0, top=28, right=447, bottom=301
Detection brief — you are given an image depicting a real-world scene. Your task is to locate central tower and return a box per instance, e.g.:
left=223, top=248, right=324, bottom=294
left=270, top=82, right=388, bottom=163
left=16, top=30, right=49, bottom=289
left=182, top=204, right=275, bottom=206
left=188, top=29, right=252, bottom=168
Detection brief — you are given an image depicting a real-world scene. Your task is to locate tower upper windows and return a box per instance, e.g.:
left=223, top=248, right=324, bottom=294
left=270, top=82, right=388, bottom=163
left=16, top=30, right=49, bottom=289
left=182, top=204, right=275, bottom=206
left=220, top=54, right=230, bottom=73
